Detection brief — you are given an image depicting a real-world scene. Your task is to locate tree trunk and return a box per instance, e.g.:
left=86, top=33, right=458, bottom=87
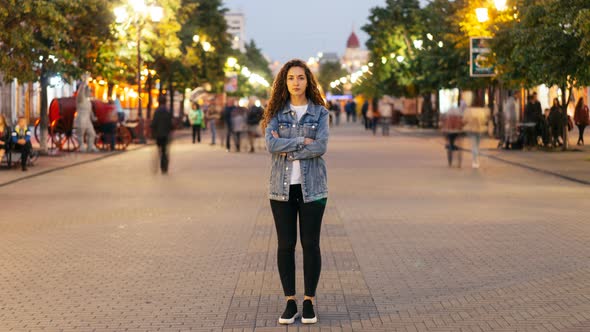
left=180, top=88, right=186, bottom=120
left=436, top=89, right=441, bottom=128
left=421, top=93, right=433, bottom=128
left=560, top=84, right=568, bottom=151
left=39, top=69, right=49, bottom=154
left=147, top=71, right=153, bottom=119
left=107, top=82, right=114, bottom=101
left=169, top=75, right=174, bottom=117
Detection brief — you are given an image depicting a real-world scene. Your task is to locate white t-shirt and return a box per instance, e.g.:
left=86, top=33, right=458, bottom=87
left=290, top=104, right=307, bottom=185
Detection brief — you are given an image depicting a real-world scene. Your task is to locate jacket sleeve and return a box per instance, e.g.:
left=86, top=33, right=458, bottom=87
left=288, top=109, right=329, bottom=160
left=265, top=115, right=304, bottom=153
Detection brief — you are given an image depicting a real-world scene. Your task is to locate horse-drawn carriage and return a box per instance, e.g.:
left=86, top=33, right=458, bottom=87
left=34, top=97, right=133, bottom=152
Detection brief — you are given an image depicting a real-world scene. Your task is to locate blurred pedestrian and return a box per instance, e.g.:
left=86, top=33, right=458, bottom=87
left=367, top=102, right=379, bottom=135
left=330, top=101, right=341, bottom=126
left=0, top=114, right=9, bottom=163
left=189, top=102, right=204, bottom=144
left=361, top=100, right=369, bottom=129
left=231, top=106, right=247, bottom=152
left=503, top=92, right=517, bottom=149
left=378, top=96, right=393, bottom=136
left=247, top=100, right=263, bottom=152
left=224, top=98, right=236, bottom=152
left=574, top=97, right=588, bottom=146
left=151, top=95, right=173, bottom=174
left=463, top=106, right=488, bottom=168
left=441, top=108, right=464, bottom=168
left=206, top=100, right=220, bottom=145
left=261, top=59, right=329, bottom=325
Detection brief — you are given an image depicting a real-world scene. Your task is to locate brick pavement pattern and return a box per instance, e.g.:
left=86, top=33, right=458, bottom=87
left=0, top=124, right=588, bottom=332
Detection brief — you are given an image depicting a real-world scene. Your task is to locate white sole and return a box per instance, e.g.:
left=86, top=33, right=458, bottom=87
left=301, top=316, right=318, bottom=324
left=278, top=312, right=300, bottom=325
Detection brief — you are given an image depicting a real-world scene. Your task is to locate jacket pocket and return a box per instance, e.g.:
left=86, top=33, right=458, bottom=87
left=303, top=122, right=319, bottom=139
left=278, top=122, right=293, bottom=138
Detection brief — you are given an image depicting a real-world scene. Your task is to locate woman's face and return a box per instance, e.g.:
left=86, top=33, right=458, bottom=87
left=286, top=66, right=307, bottom=98
left=553, top=99, right=559, bottom=107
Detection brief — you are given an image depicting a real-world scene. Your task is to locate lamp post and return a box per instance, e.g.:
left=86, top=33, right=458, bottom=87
left=192, top=35, right=213, bottom=89
left=115, top=0, right=163, bottom=143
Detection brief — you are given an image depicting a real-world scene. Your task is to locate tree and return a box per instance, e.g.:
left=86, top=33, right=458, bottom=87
left=0, top=0, right=114, bottom=153
left=178, top=0, right=233, bottom=92
left=317, top=61, right=348, bottom=95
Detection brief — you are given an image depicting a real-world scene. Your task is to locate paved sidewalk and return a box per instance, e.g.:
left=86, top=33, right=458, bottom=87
left=393, top=126, right=590, bottom=185
left=0, top=124, right=588, bottom=331
left=0, top=130, right=191, bottom=187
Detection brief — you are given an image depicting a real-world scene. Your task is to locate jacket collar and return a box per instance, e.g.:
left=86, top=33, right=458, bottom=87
left=281, top=100, right=320, bottom=116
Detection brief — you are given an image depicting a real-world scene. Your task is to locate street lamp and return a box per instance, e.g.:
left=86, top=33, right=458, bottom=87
left=114, top=0, right=163, bottom=144
left=476, top=8, right=489, bottom=23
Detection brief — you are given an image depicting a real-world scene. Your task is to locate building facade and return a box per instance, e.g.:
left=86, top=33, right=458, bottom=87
left=225, top=12, right=246, bottom=53
left=341, top=31, right=369, bottom=73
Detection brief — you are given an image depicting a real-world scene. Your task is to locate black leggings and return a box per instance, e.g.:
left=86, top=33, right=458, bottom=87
left=577, top=124, right=586, bottom=143
left=270, top=185, right=326, bottom=297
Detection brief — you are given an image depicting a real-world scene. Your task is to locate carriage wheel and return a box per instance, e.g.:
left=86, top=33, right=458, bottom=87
left=94, top=132, right=110, bottom=151
left=34, top=120, right=57, bottom=149
left=51, top=120, right=80, bottom=152
left=115, top=126, right=132, bottom=150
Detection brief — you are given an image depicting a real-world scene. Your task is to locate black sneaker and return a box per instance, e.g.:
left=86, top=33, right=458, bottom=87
left=278, top=299, right=299, bottom=325
left=301, top=299, right=317, bottom=324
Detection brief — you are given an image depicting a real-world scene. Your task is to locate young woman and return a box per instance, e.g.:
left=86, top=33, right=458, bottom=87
left=574, top=97, right=589, bottom=146
left=262, top=59, right=329, bottom=325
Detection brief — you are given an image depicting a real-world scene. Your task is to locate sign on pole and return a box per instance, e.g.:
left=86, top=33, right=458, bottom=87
left=470, top=37, right=495, bottom=77
left=224, top=72, right=238, bottom=93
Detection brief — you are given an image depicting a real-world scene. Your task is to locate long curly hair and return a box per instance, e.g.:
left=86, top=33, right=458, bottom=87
left=261, top=59, right=326, bottom=130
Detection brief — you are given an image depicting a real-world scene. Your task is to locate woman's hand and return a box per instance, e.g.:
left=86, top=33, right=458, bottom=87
left=271, top=130, right=279, bottom=139
left=304, top=138, right=314, bottom=145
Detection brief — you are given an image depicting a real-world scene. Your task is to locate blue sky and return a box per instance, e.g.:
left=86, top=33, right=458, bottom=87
left=223, top=0, right=389, bottom=62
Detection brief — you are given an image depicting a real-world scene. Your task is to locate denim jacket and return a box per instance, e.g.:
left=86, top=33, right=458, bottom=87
left=265, top=101, right=329, bottom=203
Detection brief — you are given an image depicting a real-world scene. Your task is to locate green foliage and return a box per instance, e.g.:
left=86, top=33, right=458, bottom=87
left=317, top=61, right=348, bottom=94
left=178, top=0, right=233, bottom=91
left=493, top=0, right=590, bottom=90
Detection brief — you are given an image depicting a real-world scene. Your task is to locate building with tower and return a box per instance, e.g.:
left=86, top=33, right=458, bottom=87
left=341, top=30, right=369, bottom=73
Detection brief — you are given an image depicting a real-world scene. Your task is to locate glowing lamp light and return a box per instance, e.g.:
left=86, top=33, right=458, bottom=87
left=381, top=56, right=387, bottom=64
left=149, top=5, right=164, bottom=22
left=427, top=33, right=433, bottom=41
left=396, top=55, right=405, bottom=63
left=241, top=66, right=251, bottom=78
left=494, top=0, right=507, bottom=11
left=339, top=77, right=347, bottom=84
left=368, top=62, right=374, bottom=67
left=476, top=8, right=489, bottom=23
left=192, top=35, right=200, bottom=43
left=361, top=65, right=369, bottom=73
left=114, top=6, right=128, bottom=23
left=413, top=39, right=423, bottom=49
left=438, top=41, right=444, bottom=48
left=130, top=0, right=146, bottom=13
left=202, top=41, right=212, bottom=52
left=226, top=57, right=238, bottom=68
